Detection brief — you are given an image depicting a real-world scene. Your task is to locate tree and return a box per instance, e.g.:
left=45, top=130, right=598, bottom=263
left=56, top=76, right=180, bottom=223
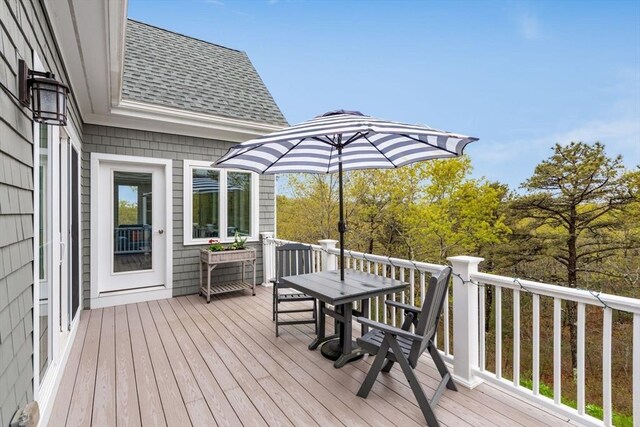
left=276, top=174, right=339, bottom=242
left=511, top=142, right=637, bottom=371
left=277, top=157, right=510, bottom=265
left=117, top=200, right=138, bottom=224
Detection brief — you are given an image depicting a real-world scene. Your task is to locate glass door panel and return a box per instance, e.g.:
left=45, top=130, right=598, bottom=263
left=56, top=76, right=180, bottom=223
left=113, top=171, right=153, bottom=273
left=70, top=147, right=80, bottom=322
left=38, top=123, right=51, bottom=379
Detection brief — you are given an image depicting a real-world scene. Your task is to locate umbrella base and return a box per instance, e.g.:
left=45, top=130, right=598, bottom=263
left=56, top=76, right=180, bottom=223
left=321, top=338, right=363, bottom=363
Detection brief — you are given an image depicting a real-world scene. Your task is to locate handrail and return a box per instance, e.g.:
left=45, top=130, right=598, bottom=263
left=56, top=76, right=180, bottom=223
left=471, top=271, right=640, bottom=314
left=325, top=246, right=445, bottom=275
left=268, top=237, right=323, bottom=252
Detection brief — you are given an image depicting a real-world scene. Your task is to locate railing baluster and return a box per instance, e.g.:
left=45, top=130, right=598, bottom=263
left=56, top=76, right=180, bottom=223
left=577, top=302, right=585, bottom=415
left=444, top=286, right=450, bottom=356
left=391, top=266, right=397, bottom=327
left=633, top=313, right=640, bottom=427
left=381, top=266, right=388, bottom=325
left=495, top=286, right=502, bottom=379
left=553, top=297, right=562, bottom=405
left=533, top=294, right=540, bottom=396
left=374, top=262, right=379, bottom=322
left=409, top=268, right=415, bottom=306
left=400, top=267, right=406, bottom=305
left=513, top=289, right=520, bottom=387
left=602, top=307, right=612, bottom=426
left=367, top=260, right=373, bottom=319
left=420, top=270, right=426, bottom=308
left=409, top=268, right=415, bottom=332
left=479, top=284, right=485, bottom=371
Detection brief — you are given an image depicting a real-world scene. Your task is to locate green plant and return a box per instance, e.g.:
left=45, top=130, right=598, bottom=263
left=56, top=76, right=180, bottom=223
left=519, top=377, right=633, bottom=426
left=230, top=231, right=248, bottom=250
left=208, top=239, right=224, bottom=251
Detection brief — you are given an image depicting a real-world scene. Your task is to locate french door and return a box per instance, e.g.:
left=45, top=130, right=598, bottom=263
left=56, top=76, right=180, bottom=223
left=36, top=124, right=81, bottom=403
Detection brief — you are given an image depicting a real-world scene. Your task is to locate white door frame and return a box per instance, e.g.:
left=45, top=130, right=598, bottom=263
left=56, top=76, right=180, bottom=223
left=90, top=153, right=173, bottom=308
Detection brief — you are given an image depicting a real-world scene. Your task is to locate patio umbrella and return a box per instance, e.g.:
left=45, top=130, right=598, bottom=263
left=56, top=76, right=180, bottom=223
left=214, top=110, right=478, bottom=281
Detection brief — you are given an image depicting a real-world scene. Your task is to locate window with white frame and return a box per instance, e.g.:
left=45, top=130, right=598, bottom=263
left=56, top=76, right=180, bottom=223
left=183, top=160, right=259, bottom=245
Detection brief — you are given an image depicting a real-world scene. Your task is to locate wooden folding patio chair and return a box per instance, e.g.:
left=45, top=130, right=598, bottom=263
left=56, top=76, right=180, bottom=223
left=356, top=266, right=456, bottom=427
left=272, top=243, right=317, bottom=337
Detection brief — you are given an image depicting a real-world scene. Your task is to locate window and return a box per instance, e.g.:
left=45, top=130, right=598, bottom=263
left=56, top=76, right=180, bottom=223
left=183, top=160, right=259, bottom=245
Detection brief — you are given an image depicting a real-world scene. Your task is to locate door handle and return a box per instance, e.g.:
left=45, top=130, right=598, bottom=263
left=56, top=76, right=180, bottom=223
left=158, top=229, right=164, bottom=235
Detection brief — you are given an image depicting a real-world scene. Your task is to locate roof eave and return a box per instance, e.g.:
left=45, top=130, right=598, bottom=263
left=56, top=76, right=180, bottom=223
left=85, top=99, right=286, bottom=142
left=47, top=2, right=286, bottom=142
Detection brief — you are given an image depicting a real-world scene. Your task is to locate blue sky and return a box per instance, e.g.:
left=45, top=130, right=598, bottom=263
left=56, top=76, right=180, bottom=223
left=128, top=0, right=640, bottom=189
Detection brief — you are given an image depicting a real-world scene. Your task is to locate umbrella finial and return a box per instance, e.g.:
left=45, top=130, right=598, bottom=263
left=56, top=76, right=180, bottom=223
left=320, top=109, right=365, bottom=117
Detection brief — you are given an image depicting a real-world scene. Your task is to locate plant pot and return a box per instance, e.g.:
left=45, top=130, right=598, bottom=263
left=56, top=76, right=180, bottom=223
left=200, top=248, right=256, bottom=264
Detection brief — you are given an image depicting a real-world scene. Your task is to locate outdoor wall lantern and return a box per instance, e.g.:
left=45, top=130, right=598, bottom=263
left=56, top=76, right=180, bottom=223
left=18, top=59, right=69, bottom=126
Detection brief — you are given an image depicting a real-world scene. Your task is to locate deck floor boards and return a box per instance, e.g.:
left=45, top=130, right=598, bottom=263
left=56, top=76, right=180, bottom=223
left=47, top=286, right=580, bottom=426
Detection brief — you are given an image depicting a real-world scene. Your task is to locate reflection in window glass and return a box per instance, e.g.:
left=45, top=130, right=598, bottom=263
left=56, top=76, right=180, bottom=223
left=192, top=168, right=220, bottom=239
left=227, top=172, right=251, bottom=236
left=38, top=123, right=50, bottom=379
left=113, top=171, right=152, bottom=273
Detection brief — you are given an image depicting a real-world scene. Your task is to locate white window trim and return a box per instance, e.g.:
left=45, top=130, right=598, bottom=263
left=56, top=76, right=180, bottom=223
left=183, top=159, right=260, bottom=246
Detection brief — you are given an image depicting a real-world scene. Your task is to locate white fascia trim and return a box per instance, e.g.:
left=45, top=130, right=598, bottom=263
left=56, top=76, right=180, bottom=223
left=103, top=99, right=285, bottom=141
left=107, top=0, right=128, bottom=107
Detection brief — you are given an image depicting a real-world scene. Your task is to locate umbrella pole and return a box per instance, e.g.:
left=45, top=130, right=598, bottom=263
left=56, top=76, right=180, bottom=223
left=337, top=145, right=346, bottom=281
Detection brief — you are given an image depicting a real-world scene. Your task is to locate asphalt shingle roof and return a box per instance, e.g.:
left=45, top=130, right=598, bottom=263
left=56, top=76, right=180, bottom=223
left=122, top=19, right=288, bottom=126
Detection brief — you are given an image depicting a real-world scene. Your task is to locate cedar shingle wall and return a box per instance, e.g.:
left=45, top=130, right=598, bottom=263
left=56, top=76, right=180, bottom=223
left=0, top=1, right=83, bottom=425
left=81, top=124, right=275, bottom=307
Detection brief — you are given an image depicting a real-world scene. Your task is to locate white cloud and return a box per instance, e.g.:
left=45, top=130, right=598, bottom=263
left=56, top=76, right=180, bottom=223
left=204, top=0, right=224, bottom=5
left=540, top=118, right=640, bottom=165
left=543, top=119, right=639, bottom=147
left=473, top=118, right=640, bottom=171
left=518, top=13, right=540, bottom=40
left=466, top=119, right=639, bottom=189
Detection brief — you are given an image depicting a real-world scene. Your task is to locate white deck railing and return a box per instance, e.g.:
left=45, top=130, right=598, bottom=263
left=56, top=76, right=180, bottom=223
left=260, top=233, right=640, bottom=427
left=470, top=272, right=640, bottom=427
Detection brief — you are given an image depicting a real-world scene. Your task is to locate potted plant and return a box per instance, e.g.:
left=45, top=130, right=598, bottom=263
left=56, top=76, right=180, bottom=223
left=201, top=232, right=255, bottom=264
left=207, top=238, right=225, bottom=252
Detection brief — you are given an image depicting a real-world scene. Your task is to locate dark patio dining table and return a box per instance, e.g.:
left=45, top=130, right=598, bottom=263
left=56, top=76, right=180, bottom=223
left=280, top=269, right=408, bottom=368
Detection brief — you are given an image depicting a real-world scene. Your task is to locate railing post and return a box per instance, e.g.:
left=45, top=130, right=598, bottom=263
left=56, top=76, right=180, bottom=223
left=261, top=232, right=274, bottom=286
left=447, top=255, right=484, bottom=389
left=318, top=239, right=338, bottom=272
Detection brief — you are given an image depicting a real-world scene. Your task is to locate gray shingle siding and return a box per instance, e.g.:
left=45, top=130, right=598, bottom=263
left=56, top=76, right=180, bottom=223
left=123, top=20, right=288, bottom=127
left=1, top=4, right=282, bottom=422
left=82, top=124, right=275, bottom=307
left=0, top=0, right=82, bottom=425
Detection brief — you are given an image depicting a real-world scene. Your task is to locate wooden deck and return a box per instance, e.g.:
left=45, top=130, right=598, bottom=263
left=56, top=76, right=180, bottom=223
left=48, top=286, right=580, bottom=426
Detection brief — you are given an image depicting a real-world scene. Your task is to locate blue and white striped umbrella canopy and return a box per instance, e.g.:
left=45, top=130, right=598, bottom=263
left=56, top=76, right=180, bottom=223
left=214, top=110, right=479, bottom=174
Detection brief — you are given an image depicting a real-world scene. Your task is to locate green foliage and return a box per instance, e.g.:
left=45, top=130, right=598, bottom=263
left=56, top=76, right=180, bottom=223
left=207, top=239, right=224, bottom=251
left=519, top=378, right=633, bottom=426
left=230, top=231, right=247, bottom=250
left=277, top=174, right=339, bottom=242
left=277, top=156, right=510, bottom=264
left=117, top=200, right=138, bottom=224
left=509, top=142, right=636, bottom=288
